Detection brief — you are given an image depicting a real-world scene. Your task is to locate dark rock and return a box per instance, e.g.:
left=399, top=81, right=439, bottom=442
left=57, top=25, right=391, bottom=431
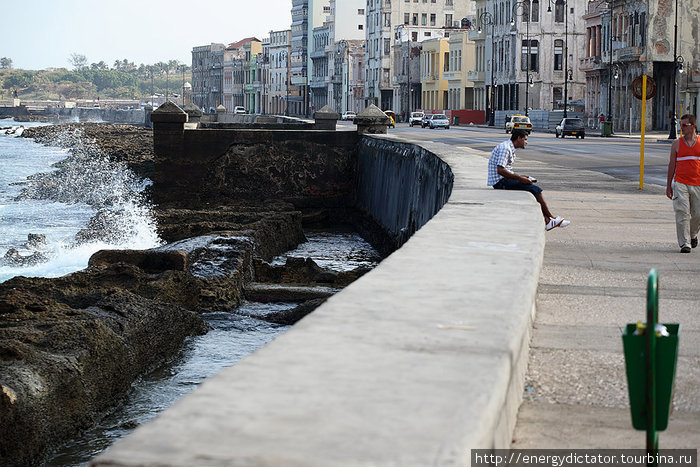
left=252, top=298, right=327, bottom=325
left=0, top=287, right=209, bottom=467
left=244, top=283, right=339, bottom=302
left=89, top=249, right=188, bottom=273
left=254, top=256, right=371, bottom=287
left=2, top=248, right=48, bottom=267
left=24, top=234, right=46, bottom=250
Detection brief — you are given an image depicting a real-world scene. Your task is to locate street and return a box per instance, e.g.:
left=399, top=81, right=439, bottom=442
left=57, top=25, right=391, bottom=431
left=341, top=121, right=675, bottom=188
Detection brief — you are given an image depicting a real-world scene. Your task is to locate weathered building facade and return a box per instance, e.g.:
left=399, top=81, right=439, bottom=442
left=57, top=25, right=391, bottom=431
left=191, top=43, right=225, bottom=113
left=266, top=29, right=293, bottom=115
left=366, top=0, right=473, bottom=111
left=583, top=0, right=699, bottom=132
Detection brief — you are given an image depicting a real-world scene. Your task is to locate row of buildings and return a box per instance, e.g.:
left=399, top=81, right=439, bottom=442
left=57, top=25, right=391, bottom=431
left=191, top=0, right=699, bottom=132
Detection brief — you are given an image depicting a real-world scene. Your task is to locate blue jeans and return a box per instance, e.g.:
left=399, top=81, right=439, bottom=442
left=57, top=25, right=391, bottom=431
left=493, top=177, right=543, bottom=197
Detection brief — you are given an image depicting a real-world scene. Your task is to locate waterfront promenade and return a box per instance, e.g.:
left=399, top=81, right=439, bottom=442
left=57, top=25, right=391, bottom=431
left=511, top=155, right=700, bottom=449
left=92, top=129, right=698, bottom=465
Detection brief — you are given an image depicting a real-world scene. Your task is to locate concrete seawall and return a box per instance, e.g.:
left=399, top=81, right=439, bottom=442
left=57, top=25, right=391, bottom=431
left=93, top=134, right=545, bottom=466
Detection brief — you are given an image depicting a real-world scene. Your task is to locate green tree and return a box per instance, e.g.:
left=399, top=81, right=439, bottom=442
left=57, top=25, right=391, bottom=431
left=90, top=61, right=108, bottom=70
left=0, top=57, right=12, bottom=69
left=69, top=53, right=87, bottom=71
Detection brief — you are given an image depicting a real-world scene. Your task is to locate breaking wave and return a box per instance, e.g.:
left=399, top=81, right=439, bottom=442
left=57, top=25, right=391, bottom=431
left=1, top=127, right=162, bottom=281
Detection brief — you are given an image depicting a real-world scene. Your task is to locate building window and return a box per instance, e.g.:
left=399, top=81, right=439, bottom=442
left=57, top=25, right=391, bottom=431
left=521, top=39, right=538, bottom=71
left=412, top=31, right=418, bottom=41
left=430, top=13, right=436, bottom=26
left=553, top=87, right=562, bottom=108
left=404, top=13, right=410, bottom=24
left=531, top=0, right=539, bottom=22
left=554, top=0, right=564, bottom=23
left=445, top=14, right=453, bottom=27
left=359, top=24, right=363, bottom=30
left=384, top=38, right=391, bottom=55
left=425, top=31, right=431, bottom=37
left=412, top=13, right=418, bottom=25
left=422, top=13, right=427, bottom=25
left=554, top=39, right=563, bottom=70
left=358, top=8, right=365, bottom=14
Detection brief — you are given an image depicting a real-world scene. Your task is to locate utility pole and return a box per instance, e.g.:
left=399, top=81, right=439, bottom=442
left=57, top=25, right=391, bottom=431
left=668, top=0, right=679, bottom=139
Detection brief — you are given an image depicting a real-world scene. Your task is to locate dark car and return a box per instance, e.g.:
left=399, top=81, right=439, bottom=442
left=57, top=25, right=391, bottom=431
left=555, top=118, right=585, bottom=138
left=421, top=114, right=434, bottom=128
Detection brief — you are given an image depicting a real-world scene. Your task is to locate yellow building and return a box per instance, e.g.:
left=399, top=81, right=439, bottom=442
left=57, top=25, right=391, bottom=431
left=444, top=31, right=476, bottom=110
left=420, top=38, right=449, bottom=111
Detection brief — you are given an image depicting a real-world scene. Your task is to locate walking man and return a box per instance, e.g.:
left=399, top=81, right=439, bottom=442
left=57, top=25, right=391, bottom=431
left=666, top=114, right=700, bottom=253
left=488, top=130, right=570, bottom=231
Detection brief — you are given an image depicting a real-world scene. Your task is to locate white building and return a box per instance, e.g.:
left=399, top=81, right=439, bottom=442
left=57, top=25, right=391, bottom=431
left=327, top=0, right=366, bottom=113
left=365, top=0, right=473, bottom=110
left=471, top=0, right=587, bottom=122
left=265, top=29, right=292, bottom=115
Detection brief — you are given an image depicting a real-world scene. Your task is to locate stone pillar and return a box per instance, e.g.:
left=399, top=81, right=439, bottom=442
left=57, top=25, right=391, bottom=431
left=144, top=105, right=153, bottom=128
left=182, top=103, right=202, bottom=127
left=150, top=102, right=188, bottom=206
left=354, top=104, right=391, bottom=135
left=313, top=105, right=340, bottom=130
left=216, top=104, right=227, bottom=122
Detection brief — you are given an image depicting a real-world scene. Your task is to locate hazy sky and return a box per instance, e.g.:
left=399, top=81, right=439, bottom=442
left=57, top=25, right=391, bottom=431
left=2, top=0, right=293, bottom=70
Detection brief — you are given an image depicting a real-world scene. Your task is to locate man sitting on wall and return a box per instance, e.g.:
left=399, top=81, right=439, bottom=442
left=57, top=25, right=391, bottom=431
left=487, top=129, right=570, bottom=231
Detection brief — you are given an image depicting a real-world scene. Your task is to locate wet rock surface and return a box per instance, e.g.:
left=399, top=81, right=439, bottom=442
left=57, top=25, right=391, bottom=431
left=0, top=286, right=209, bottom=467
left=2, top=123, right=379, bottom=465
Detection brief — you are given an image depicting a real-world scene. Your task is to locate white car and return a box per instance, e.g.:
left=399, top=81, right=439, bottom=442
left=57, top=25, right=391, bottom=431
left=409, top=112, right=424, bottom=127
left=342, top=111, right=357, bottom=121
left=234, top=106, right=246, bottom=114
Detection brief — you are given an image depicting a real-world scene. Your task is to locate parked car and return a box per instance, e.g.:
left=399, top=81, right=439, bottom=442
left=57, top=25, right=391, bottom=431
left=342, top=111, right=357, bottom=121
left=429, top=114, right=450, bottom=129
left=234, top=106, right=246, bottom=114
left=409, top=111, right=425, bottom=127
left=421, top=114, right=434, bottom=128
left=384, top=110, right=396, bottom=128
left=555, top=118, right=585, bottom=138
left=505, top=115, right=532, bottom=134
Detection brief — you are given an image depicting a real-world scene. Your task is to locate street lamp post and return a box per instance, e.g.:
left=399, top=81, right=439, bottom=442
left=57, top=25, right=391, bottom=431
left=669, top=0, right=679, bottom=139
left=607, top=0, right=614, bottom=131
left=547, top=0, right=570, bottom=116
left=478, top=11, right=495, bottom=126
left=512, top=1, right=531, bottom=116
left=394, top=25, right=412, bottom=120
left=181, top=65, right=186, bottom=106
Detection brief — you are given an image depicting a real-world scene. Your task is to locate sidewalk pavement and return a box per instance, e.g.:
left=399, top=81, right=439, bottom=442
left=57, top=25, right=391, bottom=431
left=510, top=158, right=700, bottom=449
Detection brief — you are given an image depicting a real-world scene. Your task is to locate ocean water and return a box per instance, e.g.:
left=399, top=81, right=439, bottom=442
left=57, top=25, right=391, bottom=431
left=0, top=118, right=161, bottom=282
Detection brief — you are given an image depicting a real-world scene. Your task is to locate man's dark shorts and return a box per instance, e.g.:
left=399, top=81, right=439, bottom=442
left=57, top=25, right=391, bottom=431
left=492, top=178, right=543, bottom=197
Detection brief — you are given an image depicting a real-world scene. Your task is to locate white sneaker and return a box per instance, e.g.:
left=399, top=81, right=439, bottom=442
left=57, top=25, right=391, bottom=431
left=551, top=216, right=570, bottom=228
left=545, top=217, right=563, bottom=231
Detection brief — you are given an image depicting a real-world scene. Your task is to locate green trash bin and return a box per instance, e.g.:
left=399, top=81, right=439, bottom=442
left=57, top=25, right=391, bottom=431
left=622, top=322, right=679, bottom=430
left=602, top=121, right=612, bottom=136
left=453, top=115, right=460, bottom=126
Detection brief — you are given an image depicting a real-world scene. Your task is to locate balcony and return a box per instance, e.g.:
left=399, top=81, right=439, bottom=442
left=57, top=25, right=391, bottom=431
left=291, top=76, right=308, bottom=85
left=579, top=56, right=603, bottom=72
left=310, top=49, right=326, bottom=59
left=468, top=29, right=485, bottom=41
left=467, top=71, right=484, bottom=82
left=443, top=70, right=460, bottom=81
left=617, top=46, right=643, bottom=62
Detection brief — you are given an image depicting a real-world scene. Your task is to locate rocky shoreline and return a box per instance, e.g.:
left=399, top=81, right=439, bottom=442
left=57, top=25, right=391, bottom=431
left=1, top=123, right=373, bottom=466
